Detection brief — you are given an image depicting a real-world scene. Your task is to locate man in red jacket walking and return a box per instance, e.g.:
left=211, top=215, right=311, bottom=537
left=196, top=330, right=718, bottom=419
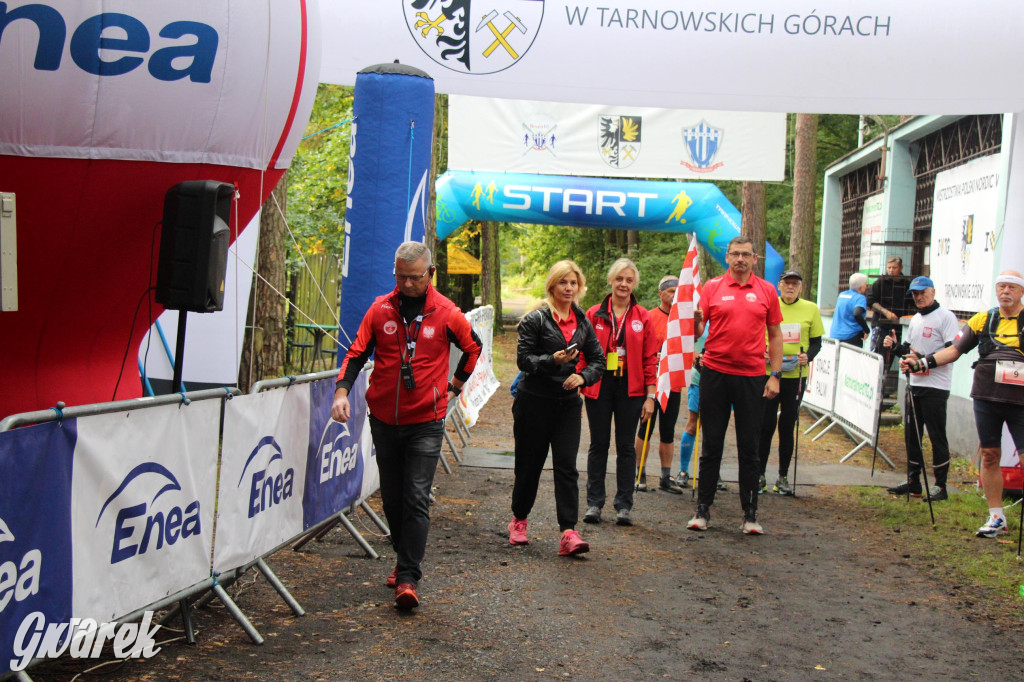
left=332, top=241, right=482, bottom=609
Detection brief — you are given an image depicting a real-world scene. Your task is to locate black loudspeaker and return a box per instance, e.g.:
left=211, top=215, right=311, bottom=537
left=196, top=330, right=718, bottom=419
left=155, top=181, right=234, bottom=313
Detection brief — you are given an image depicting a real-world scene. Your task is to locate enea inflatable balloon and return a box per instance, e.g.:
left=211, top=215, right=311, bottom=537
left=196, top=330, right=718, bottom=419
left=0, top=1, right=321, bottom=418
left=435, top=170, right=784, bottom=282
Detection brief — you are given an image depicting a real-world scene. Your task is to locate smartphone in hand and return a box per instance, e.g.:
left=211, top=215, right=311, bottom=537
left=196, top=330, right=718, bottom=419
left=565, top=343, right=579, bottom=353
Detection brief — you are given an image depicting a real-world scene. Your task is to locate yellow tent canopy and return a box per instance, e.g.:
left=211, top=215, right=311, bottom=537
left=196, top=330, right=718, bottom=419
left=447, top=244, right=482, bottom=275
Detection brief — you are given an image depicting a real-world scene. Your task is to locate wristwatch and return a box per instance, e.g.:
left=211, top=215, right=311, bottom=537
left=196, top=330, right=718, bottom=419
left=769, top=371, right=782, bottom=379
left=447, top=381, right=462, bottom=396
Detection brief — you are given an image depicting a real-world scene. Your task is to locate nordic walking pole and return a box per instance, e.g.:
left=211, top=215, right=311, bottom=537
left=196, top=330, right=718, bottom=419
left=1017, top=455, right=1023, bottom=559
left=793, top=346, right=805, bottom=498
left=904, top=366, right=936, bottom=527
left=691, top=416, right=701, bottom=499
left=637, top=411, right=654, bottom=491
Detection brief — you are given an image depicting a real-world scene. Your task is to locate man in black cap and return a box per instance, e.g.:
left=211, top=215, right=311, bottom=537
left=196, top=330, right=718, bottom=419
left=757, top=270, right=824, bottom=496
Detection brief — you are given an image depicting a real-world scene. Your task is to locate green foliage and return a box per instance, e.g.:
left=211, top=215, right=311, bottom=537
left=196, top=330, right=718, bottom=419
left=285, top=84, right=353, bottom=269
left=842, top=486, right=1024, bottom=621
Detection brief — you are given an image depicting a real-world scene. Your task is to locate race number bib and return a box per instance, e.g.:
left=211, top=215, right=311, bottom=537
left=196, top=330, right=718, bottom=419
left=995, top=361, right=1024, bottom=386
left=781, top=323, right=801, bottom=344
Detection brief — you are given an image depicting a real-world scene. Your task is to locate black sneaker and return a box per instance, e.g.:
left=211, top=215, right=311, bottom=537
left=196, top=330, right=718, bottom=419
left=659, top=475, right=683, bottom=495
left=886, top=481, right=922, bottom=497
left=636, top=472, right=648, bottom=492
left=924, top=485, right=948, bottom=501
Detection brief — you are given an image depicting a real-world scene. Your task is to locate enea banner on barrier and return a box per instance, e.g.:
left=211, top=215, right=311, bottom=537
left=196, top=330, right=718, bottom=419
left=803, top=338, right=838, bottom=413
left=832, top=345, right=883, bottom=439
left=215, top=387, right=311, bottom=573
left=453, top=306, right=501, bottom=427
left=448, top=96, right=785, bottom=181
left=70, top=402, right=221, bottom=622
left=0, top=422, right=76, bottom=675
left=929, top=153, right=1002, bottom=312
left=318, top=1, right=1024, bottom=114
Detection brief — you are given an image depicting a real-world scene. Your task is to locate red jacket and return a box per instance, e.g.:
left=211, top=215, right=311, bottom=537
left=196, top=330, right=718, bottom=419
left=580, top=294, right=659, bottom=399
left=337, top=284, right=482, bottom=425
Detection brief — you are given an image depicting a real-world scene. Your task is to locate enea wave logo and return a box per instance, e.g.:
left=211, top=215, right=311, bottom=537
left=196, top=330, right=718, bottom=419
left=404, top=0, right=544, bottom=75
left=0, top=515, right=41, bottom=615
left=0, top=2, right=219, bottom=82
left=95, top=463, right=201, bottom=565
left=239, top=436, right=295, bottom=519
left=316, top=421, right=361, bottom=487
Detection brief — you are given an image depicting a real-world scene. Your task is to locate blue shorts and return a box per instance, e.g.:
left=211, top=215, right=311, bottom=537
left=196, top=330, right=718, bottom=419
left=687, top=383, right=700, bottom=413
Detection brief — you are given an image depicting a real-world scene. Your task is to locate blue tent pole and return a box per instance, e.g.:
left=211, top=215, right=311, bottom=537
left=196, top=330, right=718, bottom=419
left=137, top=358, right=156, bottom=397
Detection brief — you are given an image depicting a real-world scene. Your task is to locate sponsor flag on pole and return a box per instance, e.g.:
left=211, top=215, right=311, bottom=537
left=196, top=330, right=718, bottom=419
left=655, top=235, right=702, bottom=412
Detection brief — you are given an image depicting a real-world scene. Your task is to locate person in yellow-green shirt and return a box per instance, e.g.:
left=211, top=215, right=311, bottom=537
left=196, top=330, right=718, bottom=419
left=758, top=270, right=825, bottom=496
left=904, top=270, right=1024, bottom=538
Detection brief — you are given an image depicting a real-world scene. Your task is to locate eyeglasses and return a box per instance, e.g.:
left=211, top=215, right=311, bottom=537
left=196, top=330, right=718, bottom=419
left=393, top=268, right=431, bottom=283
left=727, top=251, right=755, bottom=259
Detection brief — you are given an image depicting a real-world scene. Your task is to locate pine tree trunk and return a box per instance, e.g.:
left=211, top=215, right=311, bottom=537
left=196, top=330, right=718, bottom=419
left=741, top=181, right=767, bottom=278
left=480, top=220, right=503, bottom=331
left=790, top=113, right=819, bottom=284
left=627, top=229, right=640, bottom=257
left=238, top=174, right=288, bottom=392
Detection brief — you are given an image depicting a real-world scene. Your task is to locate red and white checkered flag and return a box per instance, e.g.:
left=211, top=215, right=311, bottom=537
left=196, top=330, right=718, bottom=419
left=655, top=235, right=702, bottom=412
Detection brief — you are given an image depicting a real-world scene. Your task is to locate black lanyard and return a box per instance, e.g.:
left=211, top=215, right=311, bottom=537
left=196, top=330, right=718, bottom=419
left=398, top=314, right=423, bottom=364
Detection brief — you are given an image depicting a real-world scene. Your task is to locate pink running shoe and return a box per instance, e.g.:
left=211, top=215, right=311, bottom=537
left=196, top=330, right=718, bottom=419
left=508, top=518, right=529, bottom=545
left=558, top=529, right=590, bottom=556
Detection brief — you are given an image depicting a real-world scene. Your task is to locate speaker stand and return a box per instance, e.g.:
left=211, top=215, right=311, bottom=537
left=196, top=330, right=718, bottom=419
left=172, top=311, right=188, bottom=393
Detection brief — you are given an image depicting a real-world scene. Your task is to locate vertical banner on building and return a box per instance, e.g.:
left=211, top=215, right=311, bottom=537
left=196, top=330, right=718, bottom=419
left=214, top=387, right=311, bottom=573
left=860, top=193, right=885, bottom=277
left=0, top=422, right=76, bottom=675
left=452, top=306, right=501, bottom=427
left=70, top=402, right=220, bottom=621
left=303, top=375, right=370, bottom=529
left=338, top=63, right=435, bottom=346
left=803, top=338, right=839, bottom=414
left=930, top=153, right=1002, bottom=311
left=832, top=345, right=883, bottom=439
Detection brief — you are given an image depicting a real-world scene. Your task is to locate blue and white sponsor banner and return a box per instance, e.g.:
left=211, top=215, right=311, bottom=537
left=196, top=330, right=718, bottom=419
left=304, top=375, right=372, bottom=529
left=0, top=421, right=75, bottom=675
left=0, top=0, right=319, bottom=169
left=319, top=1, right=1024, bottom=115
left=450, top=306, right=500, bottom=428
left=70, top=403, right=220, bottom=621
left=802, top=338, right=838, bottom=414
left=214, top=387, right=311, bottom=573
left=929, top=153, right=1002, bottom=313
left=833, top=346, right=883, bottom=439
left=448, top=96, right=785, bottom=181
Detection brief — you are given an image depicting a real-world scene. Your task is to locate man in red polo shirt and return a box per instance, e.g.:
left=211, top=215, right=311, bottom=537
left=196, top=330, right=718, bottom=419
left=686, top=236, right=783, bottom=535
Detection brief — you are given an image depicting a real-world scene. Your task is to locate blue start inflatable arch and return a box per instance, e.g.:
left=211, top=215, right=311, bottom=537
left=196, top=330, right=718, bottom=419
left=435, top=171, right=784, bottom=284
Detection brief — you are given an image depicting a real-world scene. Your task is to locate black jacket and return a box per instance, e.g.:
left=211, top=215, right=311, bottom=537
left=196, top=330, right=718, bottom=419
left=516, top=304, right=605, bottom=399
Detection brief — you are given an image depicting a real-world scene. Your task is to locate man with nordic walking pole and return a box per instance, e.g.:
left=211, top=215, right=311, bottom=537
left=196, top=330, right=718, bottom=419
left=884, top=276, right=960, bottom=502
left=900, top=270, right=1024, bottom=538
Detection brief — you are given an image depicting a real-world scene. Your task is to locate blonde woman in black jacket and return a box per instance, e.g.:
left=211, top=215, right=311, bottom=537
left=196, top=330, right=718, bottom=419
left=508, top=260, right=605, bottom=556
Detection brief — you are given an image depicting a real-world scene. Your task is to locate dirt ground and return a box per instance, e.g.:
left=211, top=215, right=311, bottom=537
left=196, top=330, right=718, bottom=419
left=29, top=332, right=1024, bottom=681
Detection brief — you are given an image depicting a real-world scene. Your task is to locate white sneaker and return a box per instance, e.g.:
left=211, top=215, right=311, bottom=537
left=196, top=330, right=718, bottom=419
left=740, top=514, right=763, bottom=535
left=686, top=505, right=710, bottom=531
left=976, top=515, right=1009, bottom=538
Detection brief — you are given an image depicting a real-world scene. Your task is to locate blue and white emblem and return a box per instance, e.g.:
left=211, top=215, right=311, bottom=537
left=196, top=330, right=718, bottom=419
left=404, top=0, right=545, bottom=74
left=681, top=120, right=724, bottom=173
left=599, top=115, right=642, bottom=169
